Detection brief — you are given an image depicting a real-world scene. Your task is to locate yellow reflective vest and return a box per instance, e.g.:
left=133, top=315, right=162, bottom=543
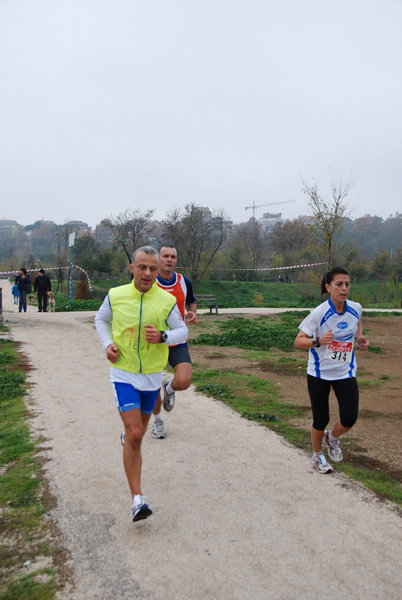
left=108, top=281, right=176, bottom=374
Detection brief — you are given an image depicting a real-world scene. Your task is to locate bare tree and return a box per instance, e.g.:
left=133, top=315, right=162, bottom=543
left=102, top=208, right=155, bottom=265
left=302, top=177, right=353, bottom=268
left=162, top=203, right=230, bottom=291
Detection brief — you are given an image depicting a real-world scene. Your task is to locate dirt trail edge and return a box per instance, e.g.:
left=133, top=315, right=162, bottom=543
left=2, top=280, right=401, bottom=600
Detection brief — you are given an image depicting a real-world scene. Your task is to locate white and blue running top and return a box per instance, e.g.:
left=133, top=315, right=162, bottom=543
left=298, top=298, right=363, bottom=380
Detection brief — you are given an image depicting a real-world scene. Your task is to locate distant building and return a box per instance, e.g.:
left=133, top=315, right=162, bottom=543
left=0, top=219, right=20, bottom=232
left=25, top=220, right=57, bottom=233
left=181, top=206, right=233, bottom=231
left=259, top=212, right=282, bottom=230
left=298, top=215, right=315, bottom=225
left=196, top=206, right=212, bottom=220
left=66, top=221, right=91, bottom=237
left=94, top=222, right=114, bottom=247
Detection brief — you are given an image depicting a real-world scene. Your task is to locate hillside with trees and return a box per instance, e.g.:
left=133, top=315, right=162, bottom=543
left=1, top=206, right=401, bottom=303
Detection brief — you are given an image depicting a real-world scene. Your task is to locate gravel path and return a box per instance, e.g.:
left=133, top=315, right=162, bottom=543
left=1, top=279, right=401, bottom=600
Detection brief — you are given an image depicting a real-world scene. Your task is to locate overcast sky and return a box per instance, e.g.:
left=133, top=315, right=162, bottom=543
left=1, top=0, right=401, bottom=229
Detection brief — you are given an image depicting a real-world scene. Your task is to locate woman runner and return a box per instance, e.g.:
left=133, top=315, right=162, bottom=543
left=294, top=266, right=369, bottom=474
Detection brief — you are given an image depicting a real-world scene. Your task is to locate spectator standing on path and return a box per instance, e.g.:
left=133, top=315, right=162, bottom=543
left=15, top=268, right=31, bottom=313
left=294, top=266, right=369, bottom=474
left=95, top=246, right=188, bottom=522
left=34, top=268, right=52, bottom=312
left=150, top=245, right=198, bottom=439
left=11, top=282, right=19, bottom=305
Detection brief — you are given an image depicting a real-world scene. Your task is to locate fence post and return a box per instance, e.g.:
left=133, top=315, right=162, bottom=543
left=0, top=287, right=3, bottom=323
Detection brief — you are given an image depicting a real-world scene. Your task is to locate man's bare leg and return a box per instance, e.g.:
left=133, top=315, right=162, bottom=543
left=152, top=363, right=192, bottom=436
left=121, top=408, right=152, bottom=496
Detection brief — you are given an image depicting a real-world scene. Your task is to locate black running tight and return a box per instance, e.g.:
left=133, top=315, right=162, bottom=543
left=307, top=375, right=359, bottom=430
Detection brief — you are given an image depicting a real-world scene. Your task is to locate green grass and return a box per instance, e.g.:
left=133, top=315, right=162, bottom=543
left=49, top=278, right=402, bottom=311
left=193, top=370, right=301, bottom=421
left=197, top=279, right=402, bottom=309
left=0, top=330, right=60, bottom=598
left=357, top=380, right=383, bottom=388
left=0, top=571, right=57, bottom=600
left=367, top=345, right=384, bottom=354
left=190, top=312, right=308, bottom=352
left=50, top=294, right=101, bottom=311
left=197, top=280, right=318, bottom=308
left=0, top=338, right=18, bottom=366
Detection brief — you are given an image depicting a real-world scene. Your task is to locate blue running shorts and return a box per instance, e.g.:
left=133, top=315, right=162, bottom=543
left=112, top=383, right=160, bottom=414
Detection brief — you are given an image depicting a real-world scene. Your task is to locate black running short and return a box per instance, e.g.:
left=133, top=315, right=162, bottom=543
left=168, top=343, right=192, bottom=368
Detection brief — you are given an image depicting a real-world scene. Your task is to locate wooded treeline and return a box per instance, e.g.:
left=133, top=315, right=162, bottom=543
left=1, top=205, right=401, bottom=290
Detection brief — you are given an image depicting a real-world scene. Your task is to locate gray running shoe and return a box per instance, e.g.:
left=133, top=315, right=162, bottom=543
left=312, top=453, right=334, bottom=474
left=162, top=378, right=175, bottom=412
left=323, top=430, right=343, bottom=462
left=152, top=419, right=166, bottom=439
left=131, top=495, right=152, bottom=522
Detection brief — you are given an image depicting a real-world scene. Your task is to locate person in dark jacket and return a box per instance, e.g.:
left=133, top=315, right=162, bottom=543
left=15, top=268, right=31, bottom=313
left=34, top=269, right=52, bottom=312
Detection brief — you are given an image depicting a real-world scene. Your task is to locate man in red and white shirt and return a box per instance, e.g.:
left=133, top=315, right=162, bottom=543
left=152, top=245, right=198, bottom=438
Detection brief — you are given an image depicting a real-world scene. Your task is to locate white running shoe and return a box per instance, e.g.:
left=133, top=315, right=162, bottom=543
left=152, top=419, right=166, bottom=439
left=131, top=495, right=152, bottom=522
left=312, top=453, right=334, bottom=474
left=323, top=430, right=343, bottom=463
left=162, top=378, right=175, bottom=412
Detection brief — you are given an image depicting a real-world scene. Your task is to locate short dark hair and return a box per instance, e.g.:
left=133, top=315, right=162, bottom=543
left=159, top=245, right=176, bottom=254
left=321, top=266, right=349, bottom=295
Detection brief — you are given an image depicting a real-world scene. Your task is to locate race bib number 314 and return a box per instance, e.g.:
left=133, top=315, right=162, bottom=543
left=324, top=340, right=353, bottom=363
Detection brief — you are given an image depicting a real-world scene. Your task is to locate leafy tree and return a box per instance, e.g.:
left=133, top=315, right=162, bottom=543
left=269, top=218, right=311, bottom=267
left=30, top=222, right=58, bottom=260
left=340, top=246, right=367, bottom=282
left=92, top=249, right=114, bottom=275
left=378, top=213, right=402, bottom=253
left=347, top=258, right=367, bottom=282
left=73, top=234, right=102, bottom=276
left=227, top=245, right=250, bottom=281
left=352, top=215, right=383, bottom=257
left=392, top=248, right=402, bottom=282
left=369, top=251, right=392, bottom=280
left=0, top=225, right=30, bottom=265
left=162, top=203, right=229, bottom=292
left=230, top=220, right=269, bottom=270
left=210, top=243, right=250, bottom=282
left=302, top=178, right=353, bottom=268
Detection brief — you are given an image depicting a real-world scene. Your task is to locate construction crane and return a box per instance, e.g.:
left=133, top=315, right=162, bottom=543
left=245, top=200, right=296, bottom=220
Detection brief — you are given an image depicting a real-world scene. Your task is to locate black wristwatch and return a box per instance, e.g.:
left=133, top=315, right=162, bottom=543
left=160, top=331, right=168, bottom=343
left=312, top=337, right=320, bottom=348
